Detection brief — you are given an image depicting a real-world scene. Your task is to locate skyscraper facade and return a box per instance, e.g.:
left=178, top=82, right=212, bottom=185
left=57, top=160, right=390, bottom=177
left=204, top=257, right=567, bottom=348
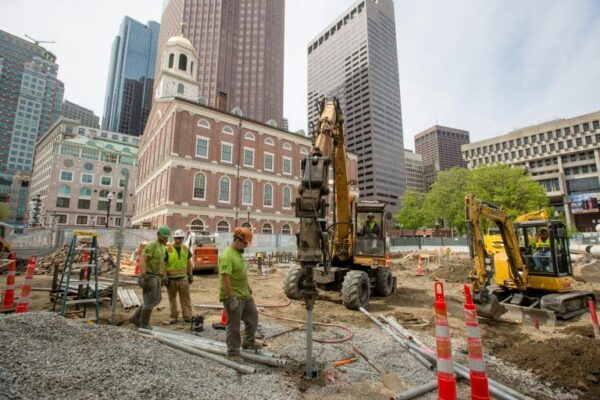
left=307, top=0, right=405, bottom=212
left=0, top=30, right=64, bottom=204
left=60, top=100, right=100, bottom=128
left=156, top=0, right=284, bottom=126
left=414, top=125, right=470, bottom=191
left=102, top=17, right=160, bottom=136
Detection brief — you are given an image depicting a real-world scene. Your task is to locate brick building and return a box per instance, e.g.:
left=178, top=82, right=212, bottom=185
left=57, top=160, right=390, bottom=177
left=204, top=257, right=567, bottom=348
left=133, top=35, right=358, bottom=234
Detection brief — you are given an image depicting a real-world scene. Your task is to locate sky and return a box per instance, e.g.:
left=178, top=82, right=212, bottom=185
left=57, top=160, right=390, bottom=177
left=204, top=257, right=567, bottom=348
left=1, top=0, right=599, bottom=149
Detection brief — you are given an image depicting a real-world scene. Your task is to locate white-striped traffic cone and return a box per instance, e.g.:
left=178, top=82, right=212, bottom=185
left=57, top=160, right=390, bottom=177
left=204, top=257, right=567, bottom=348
left=16, top=256, right=36, bottom=314
left=463, top=284, right=490, bottom=400
left=434, top=281, right=457, bottom=400
left=2, top=253, right=17, bottom=311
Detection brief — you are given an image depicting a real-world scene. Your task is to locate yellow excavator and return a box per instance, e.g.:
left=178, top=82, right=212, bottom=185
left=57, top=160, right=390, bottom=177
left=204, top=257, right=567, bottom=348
left=283, top=98, right=394, bottom=310
left=465, top=194, right=594, bottom=323
left=484, top=209, right=550, bottom=254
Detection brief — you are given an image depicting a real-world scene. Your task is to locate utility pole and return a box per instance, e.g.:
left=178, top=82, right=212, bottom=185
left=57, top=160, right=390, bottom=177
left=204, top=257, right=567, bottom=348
left=111, top=172, right=129, bottom=324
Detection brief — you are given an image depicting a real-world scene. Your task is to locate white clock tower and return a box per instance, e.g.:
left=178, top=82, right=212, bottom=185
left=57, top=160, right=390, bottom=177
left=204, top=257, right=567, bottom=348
left=155, top=35, right=199, bottom=101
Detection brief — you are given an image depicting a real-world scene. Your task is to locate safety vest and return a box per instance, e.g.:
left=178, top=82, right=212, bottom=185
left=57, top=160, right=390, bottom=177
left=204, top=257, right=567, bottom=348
left=535, top=237, right=550, bottom=252
left=366, top=221, right=378, bottom=233
left=166, top=245, right=189, bottom=278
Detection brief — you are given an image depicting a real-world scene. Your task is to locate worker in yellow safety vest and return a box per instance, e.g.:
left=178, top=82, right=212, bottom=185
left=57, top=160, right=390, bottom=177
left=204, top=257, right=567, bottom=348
left=164, top=229, right=193, bottom=324
left=533, top=227, right=551, bottom=271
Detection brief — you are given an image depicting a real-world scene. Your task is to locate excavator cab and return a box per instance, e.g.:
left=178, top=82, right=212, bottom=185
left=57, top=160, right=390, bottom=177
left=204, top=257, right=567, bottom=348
left=516, top=221, right=572, bottom=277
left=355, top=202, right=386, bottom=258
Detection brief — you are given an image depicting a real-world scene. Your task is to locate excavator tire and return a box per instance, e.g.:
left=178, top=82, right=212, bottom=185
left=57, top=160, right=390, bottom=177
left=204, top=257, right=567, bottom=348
left=283, top=265, right=308, bottom=300
left=374, top=267, right=394, bottom=296
left=342, top=270, right=370, bottom=310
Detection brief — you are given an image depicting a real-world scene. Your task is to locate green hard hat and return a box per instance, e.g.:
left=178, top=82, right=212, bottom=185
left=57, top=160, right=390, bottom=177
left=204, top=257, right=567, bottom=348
left=157, top=224, right=171, bottom=238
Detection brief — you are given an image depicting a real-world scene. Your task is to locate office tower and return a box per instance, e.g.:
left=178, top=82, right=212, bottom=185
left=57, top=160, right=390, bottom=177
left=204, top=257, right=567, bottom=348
left=404, top=150, right=425, bottom=192
left=60, top=100, right=100, bottom=128
left=0, top=30, right=64, bottom=214
left=156, top=0, right=284, bottom=126
left=414, top=125, right=470, bottom=191
left=307, top=0, right=405, bottom=211
left=102, top=17, right=160, bottom=136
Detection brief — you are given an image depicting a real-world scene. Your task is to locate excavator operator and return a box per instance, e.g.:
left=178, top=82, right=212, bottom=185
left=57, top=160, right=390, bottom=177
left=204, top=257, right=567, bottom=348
left=360, top=213, right=381, bottom=237
left=533, top=227, right=551, bottom=271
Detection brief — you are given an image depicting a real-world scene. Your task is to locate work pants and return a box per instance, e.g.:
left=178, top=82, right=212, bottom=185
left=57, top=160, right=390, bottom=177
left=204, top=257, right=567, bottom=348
left=167, top=277, right=192, bottom=321
left=223, top=296, right=259, bottom=356
left=142, top=274, right=162, bottom=311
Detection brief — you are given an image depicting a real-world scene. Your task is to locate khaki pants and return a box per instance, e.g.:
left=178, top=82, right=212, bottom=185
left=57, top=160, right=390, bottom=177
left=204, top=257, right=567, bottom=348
left=167, top=278, right=192, bottom=321
left=223, top=296, right=258, bottom=356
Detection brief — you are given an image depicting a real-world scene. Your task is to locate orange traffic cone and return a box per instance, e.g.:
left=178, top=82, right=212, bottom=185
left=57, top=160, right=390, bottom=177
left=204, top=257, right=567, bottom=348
left=133, top=244, right=142, bottom=276
left=2, top=253, right=17, bottom=311
left=463, top=285, right=490, bottom=400
left=416, top=256, right=424, bottom=276
left=434, top=281, right=457, bottom=400
left=212, top=308, right=228, bottom=330
left=16, top=257, right=36, bottom=314
left=589, top=300, right=600, bottom=340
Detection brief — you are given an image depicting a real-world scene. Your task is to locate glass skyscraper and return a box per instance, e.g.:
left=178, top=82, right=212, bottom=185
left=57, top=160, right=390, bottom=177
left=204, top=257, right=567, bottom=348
left=102, top=17, right=160, bottom=136
left=0, top=30, right=64, bottom=213
left=307, top=0, right=406, bottom=213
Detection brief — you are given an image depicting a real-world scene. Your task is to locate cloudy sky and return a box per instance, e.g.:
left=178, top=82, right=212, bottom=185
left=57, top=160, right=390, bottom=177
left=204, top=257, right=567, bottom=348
left=2, top=0, right=599, bottom=148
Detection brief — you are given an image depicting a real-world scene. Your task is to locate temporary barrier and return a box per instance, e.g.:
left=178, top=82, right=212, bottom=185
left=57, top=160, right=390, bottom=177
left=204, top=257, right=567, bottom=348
left=2, top=253, right=17, bottom=311
left=434, top=281, right=457, bottom=400
left=463, top=285, right=490, bottom=400
left=212, top=308, right=228, bottom=330
left=15, top=256, right=36, bottom=313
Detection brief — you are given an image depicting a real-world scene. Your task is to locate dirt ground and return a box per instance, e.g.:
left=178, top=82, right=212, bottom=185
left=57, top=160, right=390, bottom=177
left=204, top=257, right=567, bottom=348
left=13, top=252, right=600, bottom=399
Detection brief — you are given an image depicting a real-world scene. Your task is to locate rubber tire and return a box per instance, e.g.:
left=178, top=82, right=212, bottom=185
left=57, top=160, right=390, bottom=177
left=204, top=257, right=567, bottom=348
left=375, top=267, right=394, bottom=297
left=283, top=265, right=308, bottom=300
left=341, top=270, right=370, bottom=310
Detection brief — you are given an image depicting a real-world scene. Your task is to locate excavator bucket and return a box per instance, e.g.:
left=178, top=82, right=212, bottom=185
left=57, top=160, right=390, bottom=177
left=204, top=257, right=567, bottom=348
left=502, top=304, right=557, bottom=331
left=474, top=293, right=506, bottom=320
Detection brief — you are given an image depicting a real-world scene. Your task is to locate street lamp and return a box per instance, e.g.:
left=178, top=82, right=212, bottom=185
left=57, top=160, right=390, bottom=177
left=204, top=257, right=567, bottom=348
left=106, top=193, right=114, bottom=228
left=246, top=206, right=251, bottom=224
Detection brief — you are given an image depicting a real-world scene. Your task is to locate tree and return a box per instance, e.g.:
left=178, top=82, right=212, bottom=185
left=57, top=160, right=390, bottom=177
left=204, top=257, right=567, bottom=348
left=467, top=164, right=549, bottom=218
left=394, top=190, right=429, bottom=229
left=425, top=167, right=471, bottom=234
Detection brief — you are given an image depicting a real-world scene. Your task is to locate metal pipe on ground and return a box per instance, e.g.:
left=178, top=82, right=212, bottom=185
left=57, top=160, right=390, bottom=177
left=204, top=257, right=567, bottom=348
left=153, top=335, right=256, bottom=374
left=382, top=316, right=530, bottom=400
left=395, top=380, right=438, bottom=400
left=359, top=307, right=434, bottom=370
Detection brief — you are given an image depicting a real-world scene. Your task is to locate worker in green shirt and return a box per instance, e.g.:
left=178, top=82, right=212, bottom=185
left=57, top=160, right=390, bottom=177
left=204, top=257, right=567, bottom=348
left=129, top=224, right=170, bottom=329
left=218, top=227, right=260, bottom=361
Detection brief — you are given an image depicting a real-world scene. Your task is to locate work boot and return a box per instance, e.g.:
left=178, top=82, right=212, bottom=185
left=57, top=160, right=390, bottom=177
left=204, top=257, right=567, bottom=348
left=242, top=341, right=263, bottom=351
left=227, top=355, right=244, bottom=363
left=140, top=309, right=153, bottom=330
left=128, top=308, right=141, bottom=327
left=169, top=318, right=178, bottom=325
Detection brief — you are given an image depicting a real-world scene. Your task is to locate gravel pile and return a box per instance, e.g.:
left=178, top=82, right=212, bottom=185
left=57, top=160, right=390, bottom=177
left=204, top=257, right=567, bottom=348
left=0, top=312, right=301, bottom=400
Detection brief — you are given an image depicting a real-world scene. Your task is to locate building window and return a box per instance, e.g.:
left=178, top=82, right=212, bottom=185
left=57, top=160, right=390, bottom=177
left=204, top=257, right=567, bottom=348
left=195, top=137, right=209, bottom=158
left=103, top=166, right=112, bottom=173
left=283, top=157, right=292, bottom=175
left=217, top=220, right=230, bottom=233
left=193, top=173, right=206, bottom=199
left=77, top=199, right=91, bottom=209
left=177, top=83, right=184, bottom=94
left=197, top=119, right=210, bottom=129
left=242, top=180, right=253, bottom=205
left=583, top=122, right=590, bottom=132
left=55, top=214, right=67, bottom=224
left=56, top=197, right=70, bottom=208
left=576, top=138, right=582, bottom=146
left=219, top=176, right=230, bottom=203
left=283, top=187, right=291, bottom=208
left=190, top=219, right=204, bottom=231
left=262, top=223, right=273, bottom=234
left=585, top=136, right=592, bottom=145
left=76, top=216, right=88, bottom=225
left=84, top=162, right=94, bottom=171
left=178, top=54, right=187, bottom=71
left=101, top=176, right=112, bottom=186
left=57, top=185, right=71, bottom=197
left=222, top=126, right=234, bottom=135
left=81, top=173, right=93, bottom=184
left=245, top=132, right=255, bottom=141
left=283, top=143, right=292, bottom=151
left=243, top=148, right=254, bottom=167
left=241, top=222, right=252, bottom=229
left=96, top=216, right=106, bottom=226
left=263, top=183, right=273, bottom=207
left=97, top=201, right=109, bottom=211
left=264, top=137, right=274, bottom=146
left=118, top=178, right=126, bottom=188
left=168, top=53, right=174, bottom=68
left=79, top=187, right=92, bottom=198
left=281, top=224, right=292, bottom=235
left=221, top=143, right=233, bottom=163
left=60, top=171, right=73, bottom=182
left=264, top=153, right=274, bottom=171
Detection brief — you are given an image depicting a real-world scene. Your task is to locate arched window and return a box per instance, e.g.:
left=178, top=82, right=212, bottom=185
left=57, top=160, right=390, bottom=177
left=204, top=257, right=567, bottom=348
left=222, top=126, right=234, bottom=135
left=217, top=220, right=230, bottom=233
left=190, top=219, right=204, bottom=232
left=79, top=187, right=92, bottom=198
left=231, top=107, right=243, bottom=116
left=263, top=183, right=273, bottom=207
left=266, top=119, right=278, bottom=128
left=193, top=173, right=206, bottom=199
left=177, top=83, right=184, bottom=94
left=198, top=96, right=208, bottom=106
left=262, top=223, right=273, bottom=234
left=58, top=185, right=71, bottom=197
left=283, top=143, right=292, bottom=151
left=197, top=119, right=210, bottom=128
left=300, top=147, right=309, bottom=155
left=99, top=189, right=109, bottom=199
left=241, top=222, right=252, bottom=229
left=219, top=176, right=230, bottom=202
left=190, top=61, right=194, bottom=75
left=281, top=224, right=292, bottom=235
left=245, top=132, right=255, bottom=141
left=168, top=53, right=174, bottom=68
left=264, top=137, right=274, bottom=146
left=242, top=180, right=253, bottom=205
left=283, top=186, right=291, bottom=208
left=178, top=54, right=187, bottom=71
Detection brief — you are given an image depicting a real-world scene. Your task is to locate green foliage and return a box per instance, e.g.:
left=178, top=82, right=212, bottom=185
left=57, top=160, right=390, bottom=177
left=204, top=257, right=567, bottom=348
left=0, top=202, right=8, bottom=222
left=394, top=164, right=550, bottom=235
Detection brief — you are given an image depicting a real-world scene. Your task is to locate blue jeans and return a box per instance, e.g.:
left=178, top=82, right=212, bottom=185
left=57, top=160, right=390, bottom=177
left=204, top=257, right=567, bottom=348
left=533, top=251, right=551, bottom=271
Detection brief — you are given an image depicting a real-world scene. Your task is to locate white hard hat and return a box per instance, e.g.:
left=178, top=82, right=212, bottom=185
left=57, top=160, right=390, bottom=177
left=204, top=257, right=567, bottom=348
left=173, top=229, right=186, bottom=238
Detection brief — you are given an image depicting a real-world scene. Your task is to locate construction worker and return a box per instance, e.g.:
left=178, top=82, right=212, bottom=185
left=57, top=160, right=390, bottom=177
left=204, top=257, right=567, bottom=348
left=533, top=227, right=551, bottom=271
left=218, top=227, right=260, bottom=362
left=165, top=229, right=193, bottom=324
left=360, top=213, right=381, bottom=237
left=129, top=224, right=170, bottom=329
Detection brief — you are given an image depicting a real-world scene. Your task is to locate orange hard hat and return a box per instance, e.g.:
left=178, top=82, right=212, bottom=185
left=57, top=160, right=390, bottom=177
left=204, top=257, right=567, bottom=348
left=234, top=227, right=253, bottom=244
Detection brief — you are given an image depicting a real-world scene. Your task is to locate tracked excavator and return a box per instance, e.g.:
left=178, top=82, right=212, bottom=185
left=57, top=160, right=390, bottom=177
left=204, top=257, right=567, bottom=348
left=465, top=194, right=594, bottom=324
left=283, top=98, right=395, bottom=311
